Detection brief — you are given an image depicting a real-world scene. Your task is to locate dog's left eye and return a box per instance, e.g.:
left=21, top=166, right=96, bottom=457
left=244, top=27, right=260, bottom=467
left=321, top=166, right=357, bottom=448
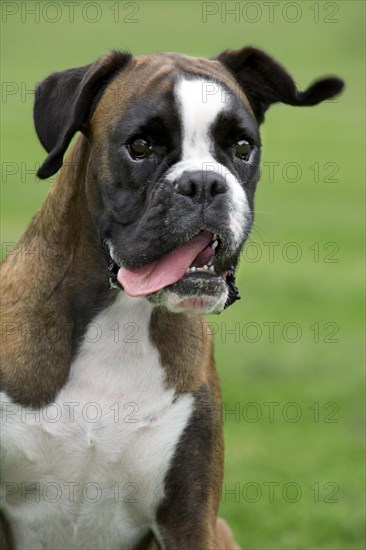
left=235, top=139, right=251, bottom=160
left=127, top=137, right=153, bottom=160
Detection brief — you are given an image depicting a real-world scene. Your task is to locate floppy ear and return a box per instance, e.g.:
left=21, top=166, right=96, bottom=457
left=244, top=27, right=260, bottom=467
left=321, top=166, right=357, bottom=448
left=34, top=51, right=131, bottom=179
left=216, top=46, right=344, bottom=123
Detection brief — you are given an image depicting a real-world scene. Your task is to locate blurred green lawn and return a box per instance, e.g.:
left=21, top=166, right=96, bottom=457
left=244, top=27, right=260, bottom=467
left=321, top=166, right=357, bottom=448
left=1, top=1, right=364, bottom=548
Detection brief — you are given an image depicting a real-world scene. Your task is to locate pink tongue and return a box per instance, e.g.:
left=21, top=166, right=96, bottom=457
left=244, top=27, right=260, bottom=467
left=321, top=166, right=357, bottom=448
left=117, top=232, right=213, bottom=297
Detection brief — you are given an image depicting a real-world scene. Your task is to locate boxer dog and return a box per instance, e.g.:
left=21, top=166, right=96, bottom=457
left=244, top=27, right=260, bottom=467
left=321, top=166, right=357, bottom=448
left=0, top=47, right=343, bottom=549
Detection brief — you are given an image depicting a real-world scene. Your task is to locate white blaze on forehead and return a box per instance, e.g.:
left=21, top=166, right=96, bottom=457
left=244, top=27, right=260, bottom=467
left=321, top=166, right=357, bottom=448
left=177, top=78, right=227, bottom=159
left=169, top=77, right=250, bottom=245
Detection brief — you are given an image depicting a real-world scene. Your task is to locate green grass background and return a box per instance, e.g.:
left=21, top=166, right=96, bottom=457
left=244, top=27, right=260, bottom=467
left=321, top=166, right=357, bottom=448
left=1, top=1, right=364, bottom=548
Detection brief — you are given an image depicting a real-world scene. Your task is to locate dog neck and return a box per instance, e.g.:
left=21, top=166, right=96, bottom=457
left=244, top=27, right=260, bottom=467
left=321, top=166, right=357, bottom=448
left=1, top=136, right=114, bottom=406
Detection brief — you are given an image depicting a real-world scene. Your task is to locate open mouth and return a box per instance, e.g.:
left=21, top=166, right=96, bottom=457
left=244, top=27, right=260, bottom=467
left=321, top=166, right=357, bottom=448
left=105, top=230, right=241, bottom=311
left=105, top=231, right=228, bottom=297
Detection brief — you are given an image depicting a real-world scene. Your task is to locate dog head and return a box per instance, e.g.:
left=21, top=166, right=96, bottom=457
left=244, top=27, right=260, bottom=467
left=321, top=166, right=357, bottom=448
left=34, top=47, right=344, bottom=314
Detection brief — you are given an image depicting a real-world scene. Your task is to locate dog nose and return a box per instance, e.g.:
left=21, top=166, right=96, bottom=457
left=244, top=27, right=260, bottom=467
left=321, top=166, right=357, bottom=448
left=174, top=170, right=228, bottom=204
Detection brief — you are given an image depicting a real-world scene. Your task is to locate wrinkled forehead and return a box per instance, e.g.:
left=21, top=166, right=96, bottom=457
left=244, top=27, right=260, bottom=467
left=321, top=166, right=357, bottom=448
left=91, top=52, right=255, bottom=137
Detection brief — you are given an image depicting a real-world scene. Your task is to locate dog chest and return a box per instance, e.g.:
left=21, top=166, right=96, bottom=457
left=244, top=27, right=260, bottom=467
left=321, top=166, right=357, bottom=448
left=0, top=294, right=194, bottom=549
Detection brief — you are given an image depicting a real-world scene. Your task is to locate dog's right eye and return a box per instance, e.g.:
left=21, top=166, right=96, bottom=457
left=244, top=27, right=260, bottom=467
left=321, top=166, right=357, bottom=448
left=127, top=137, right=153, bottom=160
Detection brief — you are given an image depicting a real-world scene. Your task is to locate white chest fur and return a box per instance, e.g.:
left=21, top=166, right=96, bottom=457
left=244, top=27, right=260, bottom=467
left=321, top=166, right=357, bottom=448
left=0, top=294, right=194, bottom=549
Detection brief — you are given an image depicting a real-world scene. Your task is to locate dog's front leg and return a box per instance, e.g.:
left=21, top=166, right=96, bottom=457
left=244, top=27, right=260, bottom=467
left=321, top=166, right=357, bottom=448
left=148, top=518, right=240, bottom=550
left=147, top=385, right=237, bottom=550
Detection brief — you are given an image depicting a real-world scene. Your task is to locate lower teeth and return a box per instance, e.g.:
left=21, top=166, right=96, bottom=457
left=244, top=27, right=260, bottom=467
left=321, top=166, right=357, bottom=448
left=186, top=265, right=216, bottom=274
